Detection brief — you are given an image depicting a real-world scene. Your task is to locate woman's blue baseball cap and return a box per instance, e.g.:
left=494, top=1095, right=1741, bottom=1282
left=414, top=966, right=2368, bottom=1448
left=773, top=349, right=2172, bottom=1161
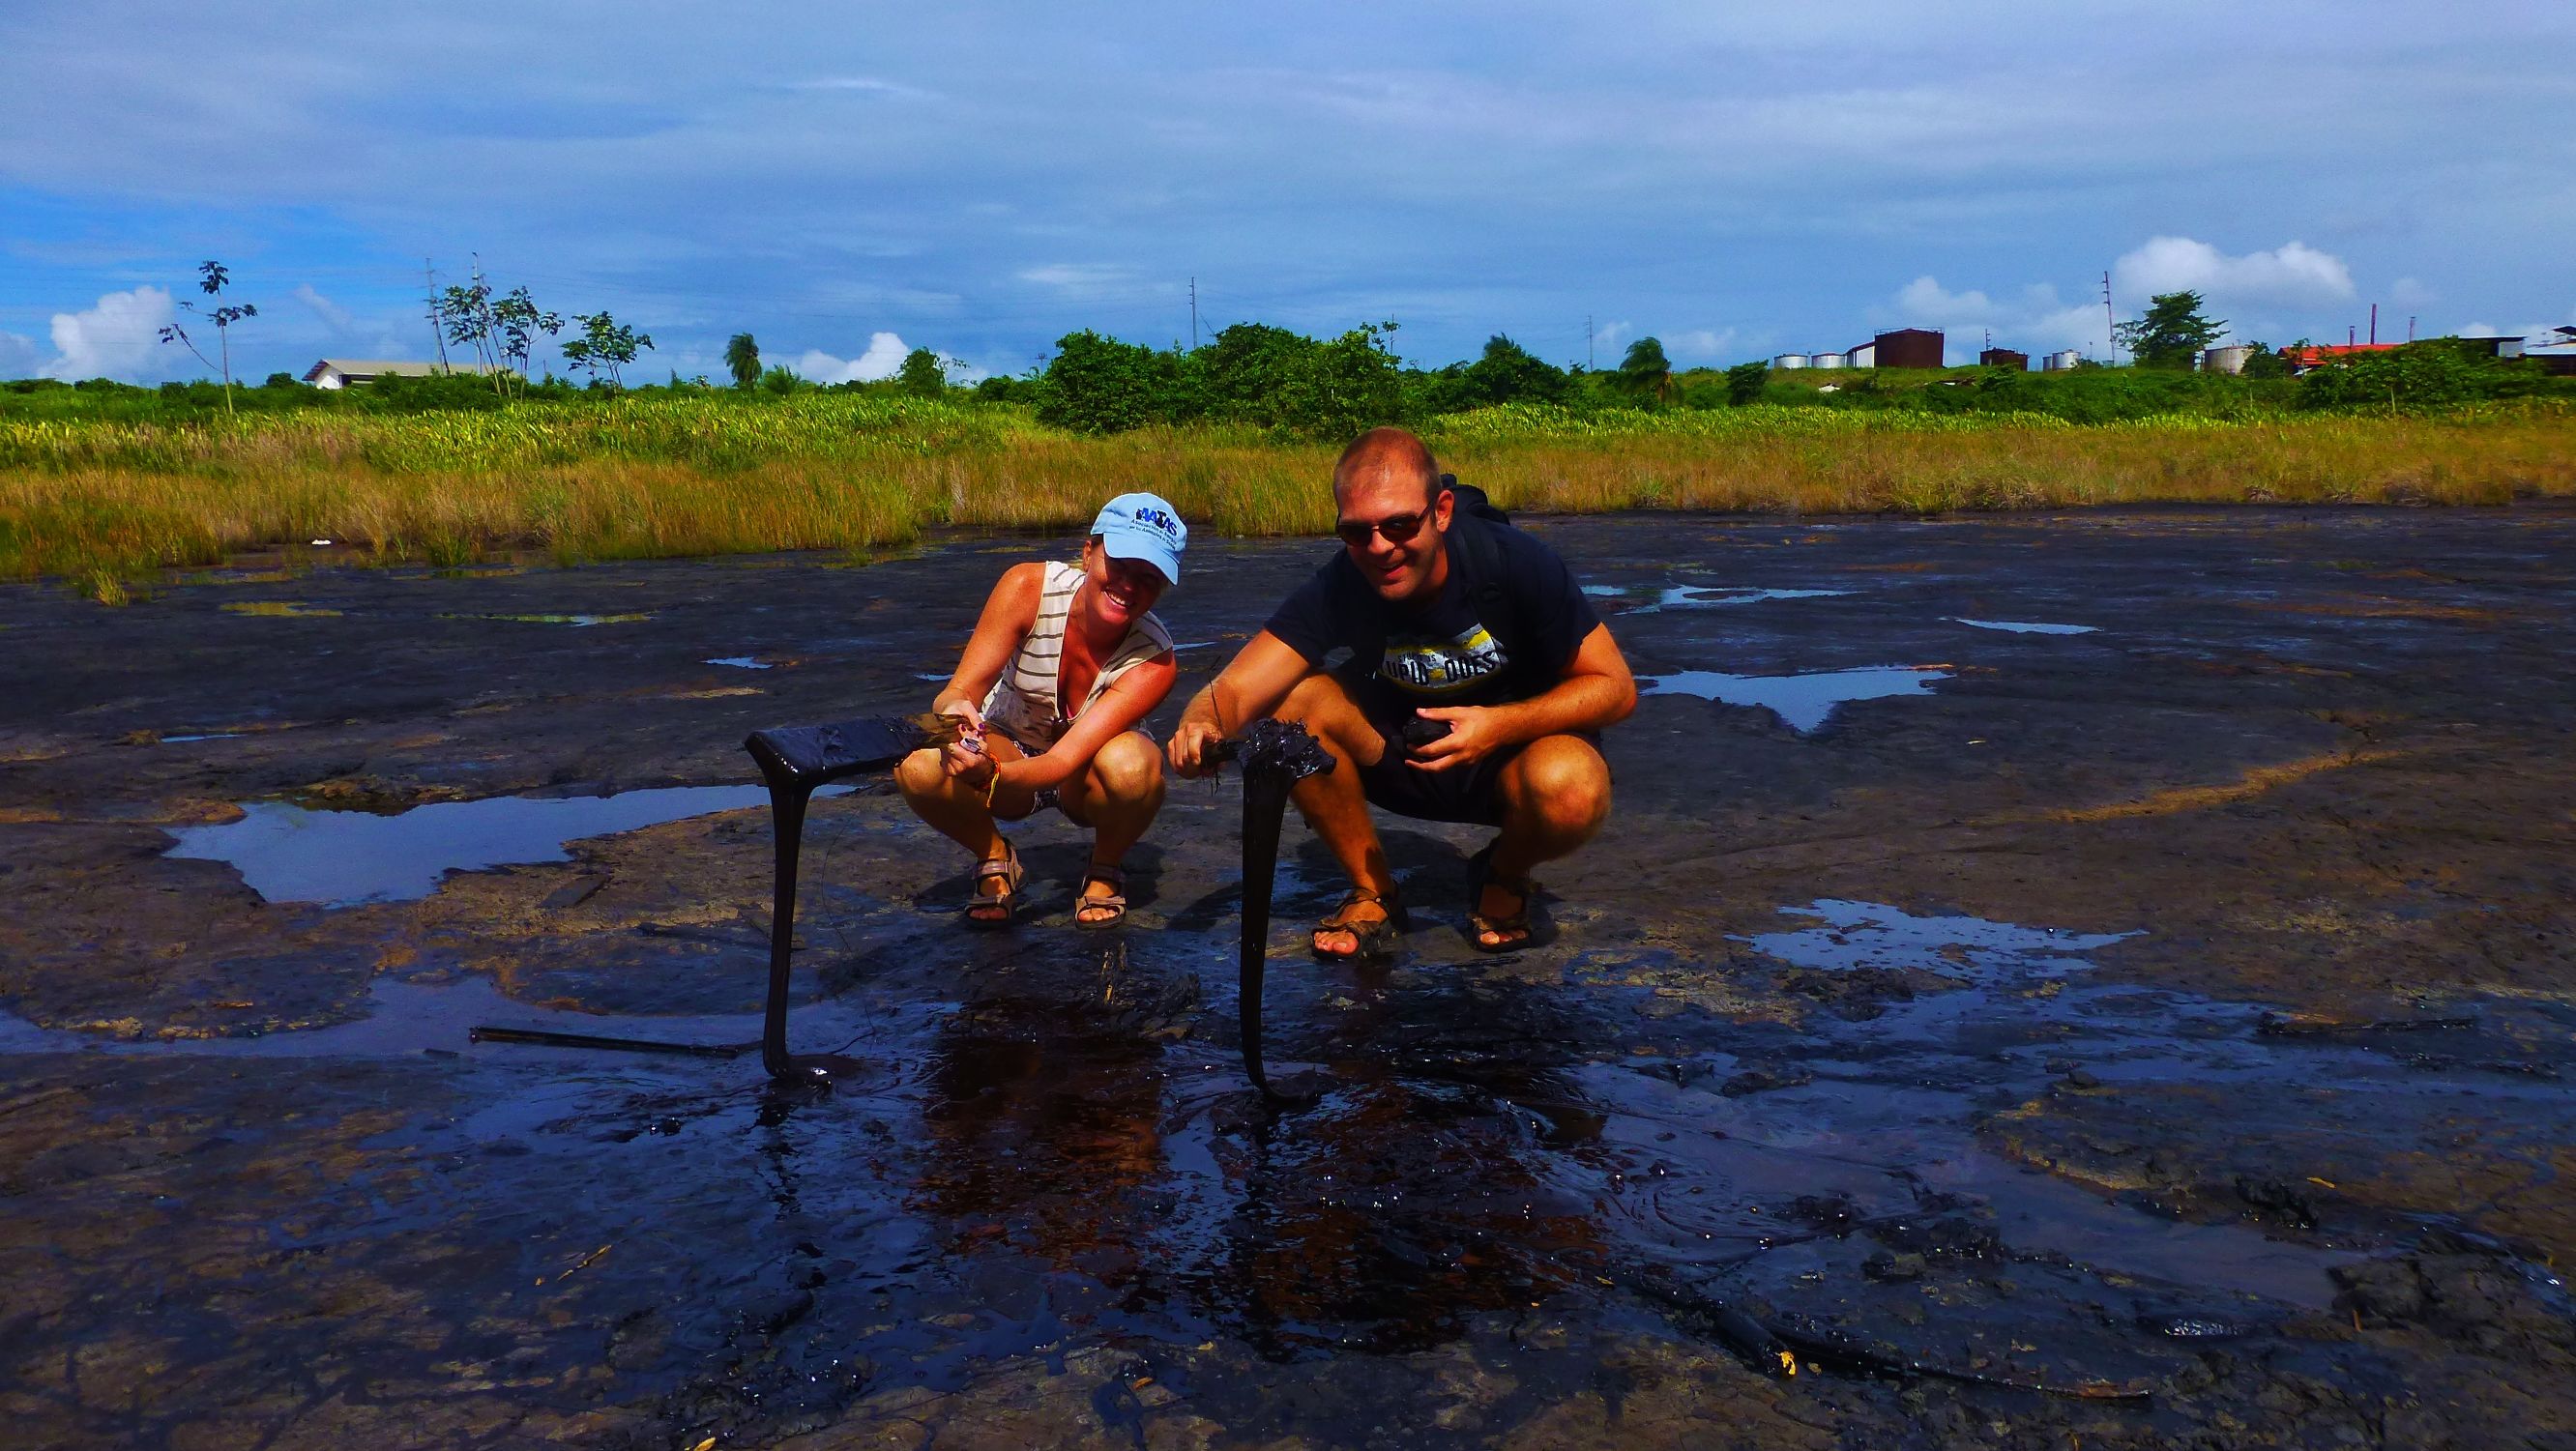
left=1091, top=492, right=1187, bottom=584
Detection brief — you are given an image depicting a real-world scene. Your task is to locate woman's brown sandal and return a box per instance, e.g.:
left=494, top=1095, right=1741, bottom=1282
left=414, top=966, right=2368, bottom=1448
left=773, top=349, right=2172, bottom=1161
left=1466, top=844, right=1545, bottom=952
left=1073, top=862, right=1127, bottom=931
left=963, top=845, right=1023, bottom=929
left=1311, top=888, right=1409, bottom=962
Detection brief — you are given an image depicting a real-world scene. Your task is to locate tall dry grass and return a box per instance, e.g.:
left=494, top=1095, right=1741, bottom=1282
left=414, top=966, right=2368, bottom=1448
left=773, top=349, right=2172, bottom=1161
left=3, top=397, right=2568, bottom=601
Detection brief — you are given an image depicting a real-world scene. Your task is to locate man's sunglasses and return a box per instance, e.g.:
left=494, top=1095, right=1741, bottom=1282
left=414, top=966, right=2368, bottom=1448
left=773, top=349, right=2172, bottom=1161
left=1335, top=510, right=1429, bottom=548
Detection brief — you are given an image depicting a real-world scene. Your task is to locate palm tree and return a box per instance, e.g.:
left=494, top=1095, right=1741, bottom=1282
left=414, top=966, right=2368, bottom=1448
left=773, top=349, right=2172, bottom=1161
left=724, top=333, right=761, bottom=390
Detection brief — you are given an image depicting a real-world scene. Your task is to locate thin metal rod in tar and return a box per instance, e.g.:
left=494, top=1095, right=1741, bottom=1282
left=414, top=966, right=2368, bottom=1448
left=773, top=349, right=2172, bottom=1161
left=469, top=1025, right=744, bottom=1059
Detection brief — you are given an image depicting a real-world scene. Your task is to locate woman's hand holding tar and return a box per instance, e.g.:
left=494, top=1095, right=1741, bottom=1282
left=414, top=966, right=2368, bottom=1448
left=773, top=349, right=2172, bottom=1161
left=938, top=700, right=991, bottom=780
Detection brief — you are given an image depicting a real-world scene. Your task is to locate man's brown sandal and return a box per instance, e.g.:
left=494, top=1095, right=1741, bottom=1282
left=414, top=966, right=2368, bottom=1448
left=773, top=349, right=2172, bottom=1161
left=1311, top=888, right=1409, bottom=962
left=963, top=845, right=1022, bottom=929
left=1466, top=844, right=1544, bottom=952
left=1073, top=862, right=1127, bottom=931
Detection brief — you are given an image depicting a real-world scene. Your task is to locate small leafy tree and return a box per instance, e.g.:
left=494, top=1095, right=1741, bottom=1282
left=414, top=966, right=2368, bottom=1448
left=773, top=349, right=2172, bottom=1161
left=2115, top=291, right=2228, bottom=369
left=1037, top=330, right=1201, bottom=433
left=1461, top=334, right=1569, bottom=406
left=1723, top=360, right=1771, bottom=406
left=725, top=334, right=761, bottom=389
left=487, top=288, right=561, bottom=395
left=559, top=310, right=654, bottom=389
left=439, top=274, right=503, bottom=392
left=1617, top=336, right=1674, bottom=406
left=157, top=261, right=257, bottom=417
left=758, top=363, right=803, bottom=395
left=896, top=347, right=948, bottom=396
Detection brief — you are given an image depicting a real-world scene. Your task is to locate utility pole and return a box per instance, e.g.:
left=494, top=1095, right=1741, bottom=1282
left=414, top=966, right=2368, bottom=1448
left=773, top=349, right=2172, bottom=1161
left=1188, top=276, right=1198, bottom=350
left=424, top=258, right=451, bottom=371
left=2101, top=271, right=2116, bottom=363
left=1586, top=314, right=1594, bottom=371
left=2409, top=315, right=2416, bottom=343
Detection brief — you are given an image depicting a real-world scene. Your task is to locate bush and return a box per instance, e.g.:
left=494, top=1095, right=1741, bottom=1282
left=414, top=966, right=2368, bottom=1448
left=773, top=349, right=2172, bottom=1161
left=1036, top=331, right=1200, bottom=434
left=2298, top=343, right=2492, bottom=412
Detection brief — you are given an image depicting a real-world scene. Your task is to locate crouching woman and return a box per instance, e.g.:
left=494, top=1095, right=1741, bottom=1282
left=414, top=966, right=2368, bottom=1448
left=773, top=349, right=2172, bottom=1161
left=897, top=493, right=1186, bottom=929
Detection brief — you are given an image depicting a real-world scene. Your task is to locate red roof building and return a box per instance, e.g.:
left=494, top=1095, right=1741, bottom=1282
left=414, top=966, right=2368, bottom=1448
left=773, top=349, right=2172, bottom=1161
left=2275, top=343, right=2397, bottom=373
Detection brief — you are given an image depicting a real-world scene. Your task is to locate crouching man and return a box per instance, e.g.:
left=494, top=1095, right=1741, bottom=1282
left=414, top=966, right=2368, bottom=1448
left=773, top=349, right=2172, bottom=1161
left=1167, top=426, right=1634, bottom=955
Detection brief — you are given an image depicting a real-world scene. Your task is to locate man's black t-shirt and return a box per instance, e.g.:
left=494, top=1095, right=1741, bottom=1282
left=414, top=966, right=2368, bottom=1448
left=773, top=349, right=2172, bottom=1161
left=1263, top=516, right=1601, bottom=710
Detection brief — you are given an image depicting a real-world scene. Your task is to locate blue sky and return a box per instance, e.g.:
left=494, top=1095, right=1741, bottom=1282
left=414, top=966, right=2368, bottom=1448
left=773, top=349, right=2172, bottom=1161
left=4, top=1, right=2570, bottom=385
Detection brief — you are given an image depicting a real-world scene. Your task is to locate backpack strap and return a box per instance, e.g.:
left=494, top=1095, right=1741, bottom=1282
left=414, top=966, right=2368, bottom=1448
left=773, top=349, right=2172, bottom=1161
left=1440, top=478, right=1525, bottom=667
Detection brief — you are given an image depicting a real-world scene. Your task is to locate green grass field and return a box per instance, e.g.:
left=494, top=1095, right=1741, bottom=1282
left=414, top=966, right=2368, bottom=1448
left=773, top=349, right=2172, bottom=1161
left=4, top=395, right=2570, bottom=602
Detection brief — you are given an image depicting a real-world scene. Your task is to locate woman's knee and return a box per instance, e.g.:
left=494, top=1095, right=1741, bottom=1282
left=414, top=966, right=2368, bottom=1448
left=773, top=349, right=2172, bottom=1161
left=1088, top=733, right=1165, bottom=803
left=894, top=746, right=950, bottom=799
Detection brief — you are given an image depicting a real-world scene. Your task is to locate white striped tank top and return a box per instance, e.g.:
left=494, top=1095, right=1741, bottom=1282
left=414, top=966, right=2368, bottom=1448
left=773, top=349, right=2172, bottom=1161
left=981, top=561, right=1174, bottom=751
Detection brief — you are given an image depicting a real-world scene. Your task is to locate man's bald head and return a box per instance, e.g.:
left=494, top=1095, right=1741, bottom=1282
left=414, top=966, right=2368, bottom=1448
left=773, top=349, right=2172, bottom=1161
left=1332, top=426, right=1443, bottom=508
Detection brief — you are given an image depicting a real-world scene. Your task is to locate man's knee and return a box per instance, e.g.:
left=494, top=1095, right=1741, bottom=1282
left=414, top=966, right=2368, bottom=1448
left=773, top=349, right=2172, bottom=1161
left=1505, top=737, right=1612, bottom=837
left=1278, top=673, right=1383, bottom=766
left=894, top=746, right=950, bottom=798
left=1277, top=671, right=1353, bottom=725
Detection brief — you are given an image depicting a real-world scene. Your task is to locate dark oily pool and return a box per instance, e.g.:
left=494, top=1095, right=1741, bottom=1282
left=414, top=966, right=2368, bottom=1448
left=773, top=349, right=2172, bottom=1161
left=1639, top=664, right=1951, bottom=733
left=34, top=889, right=2532, bottom=1430
left=162, top=784, right=846, bottom=906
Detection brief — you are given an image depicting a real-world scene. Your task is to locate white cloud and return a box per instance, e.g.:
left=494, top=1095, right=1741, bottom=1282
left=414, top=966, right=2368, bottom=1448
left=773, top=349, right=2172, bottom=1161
left=1888, top=276, right=2100, bottom=353
left=1017, top=264, right=1130, bottom=290
left=0, top=330, right=44, bottom=380
left=1667, top=327, right=1740, bottom=361
left=47, top=285, right=177, bottom=381
left=786, top=76, right=935, bottom=100
left=295, top=283, right=356, bottom=333
left=2387, top=276, right=2436, bottom=309
left=794, top=332, right=910, bottom=383
left=1592, top=319, right=1633, bottom=358
left=2112, top=237, right=2355, bottom=309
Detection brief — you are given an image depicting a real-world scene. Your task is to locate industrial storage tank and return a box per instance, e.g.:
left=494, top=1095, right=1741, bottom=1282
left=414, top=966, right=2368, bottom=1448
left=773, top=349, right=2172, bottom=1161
left=1810, top=351, right=1847, bottom=369
left=2201, top=344, right=2252, bottom=375
left=1849, top=343, right=1878, bottom=368
left=2040, top=350, right=2082, bottom=371
left=1771, top=353, right=1810, bottom=369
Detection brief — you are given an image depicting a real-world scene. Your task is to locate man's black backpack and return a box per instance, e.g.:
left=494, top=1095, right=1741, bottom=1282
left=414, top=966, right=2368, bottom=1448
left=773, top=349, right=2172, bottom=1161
left=1438, top=473, right=1530, bottom=671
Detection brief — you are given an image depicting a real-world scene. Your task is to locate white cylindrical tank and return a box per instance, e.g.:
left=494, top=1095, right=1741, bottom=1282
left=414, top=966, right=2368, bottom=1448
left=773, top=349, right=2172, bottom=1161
left=1849, top=343, right=1877, bottom=368
left=2041, top=350, right=2081, bottom=371
left=2202, top=345, right=2252, bottom=375
left=1810, top=352, right=1847, bottom=369
left=1771, top=353, right=1809, bottom=369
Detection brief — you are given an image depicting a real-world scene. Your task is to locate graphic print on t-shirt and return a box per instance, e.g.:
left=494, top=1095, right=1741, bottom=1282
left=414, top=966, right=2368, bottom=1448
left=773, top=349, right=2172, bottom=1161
left=1378, top=622, right=1509, bottom=696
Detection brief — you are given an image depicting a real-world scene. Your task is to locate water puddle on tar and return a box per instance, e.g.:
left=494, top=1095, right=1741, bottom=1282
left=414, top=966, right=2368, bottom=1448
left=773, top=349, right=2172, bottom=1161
left=705, top=655, right=774, bottom=670
left=1588, top=584, right=1853, bottom=613
left=1639, top=665, right=1951, bottom=733
left=1952, top=617, right=2099, bottom=635
left=162, top=783, right=845, bottom=906
left=437, top=612, right=652, bottom=627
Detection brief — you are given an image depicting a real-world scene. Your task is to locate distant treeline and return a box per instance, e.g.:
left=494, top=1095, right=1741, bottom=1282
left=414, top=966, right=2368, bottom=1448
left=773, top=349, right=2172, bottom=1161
left=4, top=326, right=2565, bottom=432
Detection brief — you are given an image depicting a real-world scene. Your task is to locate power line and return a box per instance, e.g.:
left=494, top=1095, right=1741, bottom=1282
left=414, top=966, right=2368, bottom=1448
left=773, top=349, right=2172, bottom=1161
left=423, top=258, right=450, bottom=370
